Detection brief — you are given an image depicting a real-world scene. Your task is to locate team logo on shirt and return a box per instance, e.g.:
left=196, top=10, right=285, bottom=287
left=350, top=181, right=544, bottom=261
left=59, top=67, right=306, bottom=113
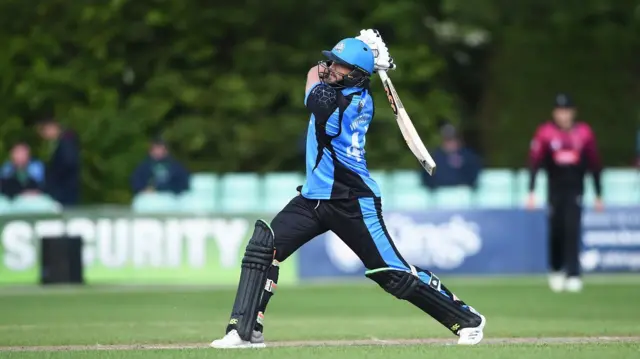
left=554, top=150, right=579, bottom=165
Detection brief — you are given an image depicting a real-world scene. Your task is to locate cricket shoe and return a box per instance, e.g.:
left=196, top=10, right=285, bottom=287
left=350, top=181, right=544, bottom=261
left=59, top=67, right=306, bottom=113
left=457, top=307, right=486, bottom=345
left=548, top=272, right=566, bottom=293
left=209, top=330, right=266, bottom=349
left=565, top=277, right=583, bottom=293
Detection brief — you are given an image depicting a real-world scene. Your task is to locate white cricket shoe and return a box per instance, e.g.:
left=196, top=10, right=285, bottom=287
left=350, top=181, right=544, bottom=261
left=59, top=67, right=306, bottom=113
left=548, top=272, right=566, bottom=293
left=457, top=307, right=486, bottom=345
left=209, top=330, right=266, bottom=349
left=565, top=277, right=583, bottom=293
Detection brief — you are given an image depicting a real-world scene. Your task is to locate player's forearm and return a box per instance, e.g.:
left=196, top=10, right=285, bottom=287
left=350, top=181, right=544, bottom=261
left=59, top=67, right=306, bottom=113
left=592, top=169, right=602, bottom=197
left=528, top=166, right=538, bottom=193
left=527, top=136, right=546, bottom=193
left=584, top=138, right=603, bottom=197
left=527, top=151, right=543, bottom=193
left=305, top=65, right=322, bottom=93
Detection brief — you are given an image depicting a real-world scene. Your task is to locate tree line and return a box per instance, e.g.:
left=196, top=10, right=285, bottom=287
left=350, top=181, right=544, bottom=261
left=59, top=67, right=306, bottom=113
left=0, top=0, right=637, bottom=203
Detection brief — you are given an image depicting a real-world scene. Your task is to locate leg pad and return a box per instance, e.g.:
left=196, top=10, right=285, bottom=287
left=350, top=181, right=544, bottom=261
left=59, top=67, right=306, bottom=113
left=366, top=267, right=481, bottom=335
left=227, top=220, right=275, bottom=341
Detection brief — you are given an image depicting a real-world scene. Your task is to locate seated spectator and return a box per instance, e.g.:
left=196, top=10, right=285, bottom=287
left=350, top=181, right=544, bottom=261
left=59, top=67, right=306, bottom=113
left=298, top=131, right=307, bottom=172
left=0, top=142, right=45, bottom=199
left=636, top=129, right=640, bottom=168
left=131, top=138, right=190, bottom=195
left=421, top=124, right=482, bottom=190
left=37, top=117, right=81, bottom=206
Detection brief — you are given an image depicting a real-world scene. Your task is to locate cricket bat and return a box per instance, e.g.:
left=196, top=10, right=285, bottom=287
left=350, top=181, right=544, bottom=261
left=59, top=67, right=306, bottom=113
left=378, top=70, right=437, bottom=175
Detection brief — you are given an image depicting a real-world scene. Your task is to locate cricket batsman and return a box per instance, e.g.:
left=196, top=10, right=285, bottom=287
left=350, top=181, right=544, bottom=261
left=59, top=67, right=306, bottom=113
left=210, top=30, right=486, bottom=349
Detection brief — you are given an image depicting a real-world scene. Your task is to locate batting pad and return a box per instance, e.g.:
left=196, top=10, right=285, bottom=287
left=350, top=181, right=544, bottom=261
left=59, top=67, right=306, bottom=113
left=366, top=267, right=482, bottom=335
left=227, top=220, right=275, bottom=341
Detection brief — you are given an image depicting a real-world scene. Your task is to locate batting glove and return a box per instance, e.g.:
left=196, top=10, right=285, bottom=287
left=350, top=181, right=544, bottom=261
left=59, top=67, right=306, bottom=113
left=356, top=29, right=396, bottom=72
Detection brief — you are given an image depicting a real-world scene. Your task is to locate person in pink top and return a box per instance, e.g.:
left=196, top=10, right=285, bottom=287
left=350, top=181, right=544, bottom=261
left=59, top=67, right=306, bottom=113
left=527, top=93, right=604, bottom=293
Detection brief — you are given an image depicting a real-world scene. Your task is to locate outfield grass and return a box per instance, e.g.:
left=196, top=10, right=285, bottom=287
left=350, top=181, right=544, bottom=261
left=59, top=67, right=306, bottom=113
left=1, top=276, right=639, bottom=358
left=3, top=344, right=640, bottom=359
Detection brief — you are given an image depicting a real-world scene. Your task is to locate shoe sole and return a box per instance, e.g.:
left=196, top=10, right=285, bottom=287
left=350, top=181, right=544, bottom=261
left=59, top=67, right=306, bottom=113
left=457, top=314, right=486, bottom=345
left=458, top=330, right=483, bottom=345
left=210, top=342, right=265, bottom=349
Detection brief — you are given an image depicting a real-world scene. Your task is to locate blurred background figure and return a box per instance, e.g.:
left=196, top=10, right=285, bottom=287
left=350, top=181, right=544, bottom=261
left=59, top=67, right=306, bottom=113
left=131, top=137, right=190, bottom=195
left=636, top=129, right=640, bottom=168
left=297, top=132, right=307, bottom=172
left=527, top=93, right=603, bottom=293
left=0, top=142, right=44, bottom=199
left=37, top=118, right=81, bottom=207
left=421, top=123, right=482, bottom=191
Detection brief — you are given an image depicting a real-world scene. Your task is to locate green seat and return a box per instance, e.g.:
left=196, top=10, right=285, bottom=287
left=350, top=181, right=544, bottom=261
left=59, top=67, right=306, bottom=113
left=433, top=187, right=474, bottom=209
left=582, top=176, right=598, bottom=207
left=369, top=170, right=388, bottom=197
left=220, top=173, right=261, bottom=214
left=0, top=195, right=11, bottom=215
left=131, top=192, right=179, bottom=213
left=190, top=173, right=218, bottom=194
left=603, top=169, right=639, bottom=206
left=178, top=191, right=217, bottom=213
left=387, top=170, right=429, bottom=210
left=516, top=169, right=547, bottom=207
left=11, top=194, right=61, bottom=214
left=263, top=172, right=304, bottom=213
left=389, top=170, right=423, bottom=189
left=477, top=169, right=516, bottom=208
left=386, top=188, right=431, bottom=211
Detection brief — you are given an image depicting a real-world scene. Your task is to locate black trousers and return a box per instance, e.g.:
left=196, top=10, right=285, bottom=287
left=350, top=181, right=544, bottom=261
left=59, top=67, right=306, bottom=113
left=254, top=195, right=415, bottom=329
left=548, top=192, right=583, bottom=277
left=245, top=195, right=478, bottom=335
left=271, top=195, right=408, bottom=270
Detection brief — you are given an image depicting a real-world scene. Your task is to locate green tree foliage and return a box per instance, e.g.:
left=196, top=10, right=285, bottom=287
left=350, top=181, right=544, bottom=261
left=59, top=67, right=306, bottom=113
left=436, top=0, right=640, bottom=166
left=0, top=0, right=452, bottom=203
left=0, top=0, right=638, bottom=203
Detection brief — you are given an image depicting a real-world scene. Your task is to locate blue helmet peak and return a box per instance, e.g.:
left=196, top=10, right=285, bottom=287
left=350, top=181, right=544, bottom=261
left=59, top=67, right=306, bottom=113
left=322, top=38, right=374, bottom=76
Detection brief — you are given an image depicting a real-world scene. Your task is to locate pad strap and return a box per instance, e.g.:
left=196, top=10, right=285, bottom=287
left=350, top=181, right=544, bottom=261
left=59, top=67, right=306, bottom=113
left=264, top=260, right=279, bottom=294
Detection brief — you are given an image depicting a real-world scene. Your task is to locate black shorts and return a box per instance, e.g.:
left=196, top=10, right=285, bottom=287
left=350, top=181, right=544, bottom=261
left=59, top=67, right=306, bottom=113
left=270, top=195, right=410, bottom=271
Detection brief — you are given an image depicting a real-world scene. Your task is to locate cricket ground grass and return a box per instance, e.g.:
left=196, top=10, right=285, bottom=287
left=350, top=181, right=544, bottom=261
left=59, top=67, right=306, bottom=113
left=1, top=275, right=639, bottom=358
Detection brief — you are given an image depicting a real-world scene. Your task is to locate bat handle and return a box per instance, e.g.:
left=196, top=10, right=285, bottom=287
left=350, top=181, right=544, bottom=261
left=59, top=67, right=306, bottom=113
left=377, top=70, right=390, bottom=82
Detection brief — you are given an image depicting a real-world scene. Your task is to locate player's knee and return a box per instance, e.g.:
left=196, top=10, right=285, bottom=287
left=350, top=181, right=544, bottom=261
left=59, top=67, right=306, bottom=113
left=243, top=220, right=275, bottom=270
left=365, top=268, right=419, bottom=300
left=274, top=250, right=289, bottom=263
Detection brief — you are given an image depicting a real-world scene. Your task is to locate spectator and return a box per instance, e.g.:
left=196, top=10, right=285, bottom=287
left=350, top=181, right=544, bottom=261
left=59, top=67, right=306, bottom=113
left=421, top=124, right=482, bottom=190
left=0, top=142, right=45, bottom=199
left=636, top=129, right=640, bottom=168
left=298, top=131, right=307, bottom=172
left=131, top=138, right=190, bottom=195
left=37, top=118, right=81, bottom=206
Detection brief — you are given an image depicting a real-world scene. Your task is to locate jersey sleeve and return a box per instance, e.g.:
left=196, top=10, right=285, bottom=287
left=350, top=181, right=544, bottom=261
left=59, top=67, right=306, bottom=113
left=528, top=124, right=548, bottom=192
left=305, top=83, right=339, bottom=124
left=304, top=82, right=321, bottom=106
left=582, top=124, right=603, bottom=196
